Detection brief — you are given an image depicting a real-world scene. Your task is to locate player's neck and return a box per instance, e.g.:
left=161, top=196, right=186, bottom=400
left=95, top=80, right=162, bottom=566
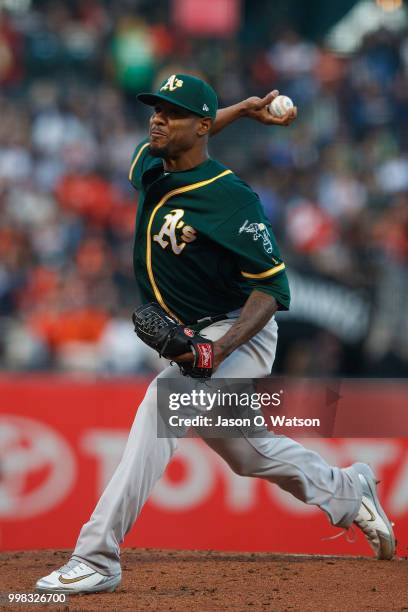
left=163, top=148, right=209, bottom=172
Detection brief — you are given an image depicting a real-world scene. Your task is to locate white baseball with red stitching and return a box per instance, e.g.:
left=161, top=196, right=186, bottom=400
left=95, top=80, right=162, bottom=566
left=268, top=95, right=294, bottom=118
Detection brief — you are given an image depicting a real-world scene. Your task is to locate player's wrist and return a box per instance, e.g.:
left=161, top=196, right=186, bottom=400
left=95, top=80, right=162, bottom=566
left=213, top=341, right=232, bottom=364
left=239, top=99, right=253, bottom=118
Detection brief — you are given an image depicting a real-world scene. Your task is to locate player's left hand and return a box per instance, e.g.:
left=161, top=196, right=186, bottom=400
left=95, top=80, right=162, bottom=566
left=243, top=90, right=297, bottom=126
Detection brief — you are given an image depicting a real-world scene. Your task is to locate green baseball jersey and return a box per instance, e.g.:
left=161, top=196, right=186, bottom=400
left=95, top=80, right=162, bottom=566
left=129, top=139, right=290, bottom=324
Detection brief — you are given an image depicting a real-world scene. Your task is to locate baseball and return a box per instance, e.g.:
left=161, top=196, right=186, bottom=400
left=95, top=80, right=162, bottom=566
left=268, top=95, right=294, bottom=118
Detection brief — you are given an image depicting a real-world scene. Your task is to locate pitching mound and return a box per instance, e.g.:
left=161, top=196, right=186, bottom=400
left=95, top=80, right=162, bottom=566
left=0, top=549, right=407, bottom=611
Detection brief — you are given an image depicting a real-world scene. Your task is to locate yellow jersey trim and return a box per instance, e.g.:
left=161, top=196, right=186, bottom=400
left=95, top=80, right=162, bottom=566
left=128, top=142, right=150, bottom=181
left=146, top=169, right=233, bottom=322
left=241, top=262, right=285, bottom=279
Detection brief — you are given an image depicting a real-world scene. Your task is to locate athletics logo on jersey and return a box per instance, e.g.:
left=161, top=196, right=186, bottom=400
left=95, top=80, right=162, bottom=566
left=239, top=220, right=273, bottom=254
left=160, top=75, right=184, bottom=92
left=153, top=209, right=197, bottom=255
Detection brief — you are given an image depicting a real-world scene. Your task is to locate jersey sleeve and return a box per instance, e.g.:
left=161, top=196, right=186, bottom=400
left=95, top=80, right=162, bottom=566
left=213, top=198, right=290, bottom=310
left=128, top=138, right=151, bottom=190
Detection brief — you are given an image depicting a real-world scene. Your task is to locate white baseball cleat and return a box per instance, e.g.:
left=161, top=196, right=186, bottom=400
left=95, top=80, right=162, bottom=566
left=352, top=462, right=396, bottom=560
left=35, top=559, right=121, bottom=595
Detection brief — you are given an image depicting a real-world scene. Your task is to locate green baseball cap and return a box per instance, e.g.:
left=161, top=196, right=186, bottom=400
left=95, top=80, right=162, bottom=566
left=137, top=73, right=218, bottom=120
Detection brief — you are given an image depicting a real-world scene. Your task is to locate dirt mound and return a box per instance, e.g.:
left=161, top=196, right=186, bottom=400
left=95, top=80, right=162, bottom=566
left=0, top=549, right=406, bottom=611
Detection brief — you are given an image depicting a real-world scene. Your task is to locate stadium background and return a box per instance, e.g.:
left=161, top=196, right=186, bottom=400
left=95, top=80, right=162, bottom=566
left=0, top=0, right=407, bottom=556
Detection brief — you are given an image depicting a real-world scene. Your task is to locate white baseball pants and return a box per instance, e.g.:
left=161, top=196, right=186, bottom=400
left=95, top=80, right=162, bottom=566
left=72, top=316, right=362, bottom=575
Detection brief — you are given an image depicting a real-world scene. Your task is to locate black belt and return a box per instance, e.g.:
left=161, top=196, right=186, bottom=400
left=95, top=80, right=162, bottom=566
left=192, top=313, right=229, bottom=331
left=196, top=313, right=228, bottom=325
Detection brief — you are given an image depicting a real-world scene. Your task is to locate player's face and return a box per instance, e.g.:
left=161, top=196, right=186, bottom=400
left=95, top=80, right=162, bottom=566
left=149, top=101, right=203, bottom=158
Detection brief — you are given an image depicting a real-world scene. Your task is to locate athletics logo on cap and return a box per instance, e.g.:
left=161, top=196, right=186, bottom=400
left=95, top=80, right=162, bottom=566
left=160, top=75, right=184, bottom=92
left=137, top=73, right=218, bottom=120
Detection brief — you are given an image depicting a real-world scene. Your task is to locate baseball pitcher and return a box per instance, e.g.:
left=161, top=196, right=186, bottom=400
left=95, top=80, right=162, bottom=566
left=36, top=74, right=395, bottom=595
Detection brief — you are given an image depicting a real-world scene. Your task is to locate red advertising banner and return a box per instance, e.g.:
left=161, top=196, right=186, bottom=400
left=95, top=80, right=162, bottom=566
left=0, top=376, right=407, bottom=557
left=172, top=0, right=241, bottom=37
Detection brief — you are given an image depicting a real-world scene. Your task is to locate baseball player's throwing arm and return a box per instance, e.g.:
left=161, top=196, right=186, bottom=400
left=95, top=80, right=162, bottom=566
left=210, top=90, right=297, bottom=136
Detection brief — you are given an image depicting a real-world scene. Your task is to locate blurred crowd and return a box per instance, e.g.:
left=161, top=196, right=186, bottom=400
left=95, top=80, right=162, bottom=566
left=0, top=0, right=407, bottom=376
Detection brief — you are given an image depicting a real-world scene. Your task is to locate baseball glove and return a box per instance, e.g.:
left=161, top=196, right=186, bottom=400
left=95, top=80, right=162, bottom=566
left=132, top=302, right=214, bottom=378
